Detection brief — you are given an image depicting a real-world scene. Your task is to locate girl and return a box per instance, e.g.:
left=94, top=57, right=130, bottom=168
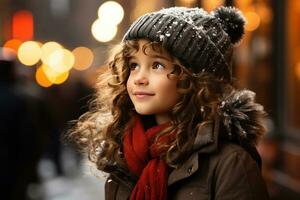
left=68, top=6, right=270, bottom=200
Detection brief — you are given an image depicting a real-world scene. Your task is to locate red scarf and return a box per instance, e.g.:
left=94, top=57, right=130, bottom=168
left=123, top=116, right=175, bottom=200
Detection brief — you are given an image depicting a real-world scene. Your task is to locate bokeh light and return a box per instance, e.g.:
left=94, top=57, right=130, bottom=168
left=91, top=19, right=118, bottom=42
left=12, top=10, right=34, bottom=40
left=51, top=71, right=69, bottom=84
left=72, top=46, right=94, bottom=70
left=17, top=41, right=41, bottom=66
left=41, top=63, right=60, bottom=81
left=41, top=64, right=69, bottom=84
left=47, top=48, right=75, bottom=73
left=3, top=39, right=23, bottom=53
left=98, top=1, right=124, bottom=25
left=245, top=11, right=261, bottom=31
left=41, top=41, right=63, bottom=65
left=35, top=66, right=53, bottom=87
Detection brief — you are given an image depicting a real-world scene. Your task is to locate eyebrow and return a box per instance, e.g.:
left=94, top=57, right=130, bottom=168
left=152, top=54, right=171, bottom=61
left=129, top=54, right=172, bottom=62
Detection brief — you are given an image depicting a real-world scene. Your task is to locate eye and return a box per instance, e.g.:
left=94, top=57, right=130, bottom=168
left=129, top=62, right=139, bottom=71
left=152, top=62, right=165, bottom=70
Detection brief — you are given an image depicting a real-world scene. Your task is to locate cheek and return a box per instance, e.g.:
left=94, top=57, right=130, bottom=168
left=126, top=76, right=136, bottom=104
left=126, top=76, right=133, bottom=93
left=158, top=80, right=180, bottom=103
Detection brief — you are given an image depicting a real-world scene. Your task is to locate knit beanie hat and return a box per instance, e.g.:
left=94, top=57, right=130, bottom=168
left=123, top=6, right=246, bottom=81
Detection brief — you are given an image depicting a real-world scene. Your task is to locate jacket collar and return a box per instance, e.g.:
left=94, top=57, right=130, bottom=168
left=168, top=115, right=220, bottom=186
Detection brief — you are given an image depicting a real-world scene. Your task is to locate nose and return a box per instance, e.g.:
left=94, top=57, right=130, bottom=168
left=134, top=68, right=149, bottom=85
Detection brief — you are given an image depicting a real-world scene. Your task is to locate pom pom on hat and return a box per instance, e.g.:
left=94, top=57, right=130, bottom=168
left=212, top=6, right=246, bottom=44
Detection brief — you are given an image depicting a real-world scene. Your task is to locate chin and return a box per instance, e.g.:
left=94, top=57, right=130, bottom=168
left=134, top=107, right=156, bottom=115
left=135, top=109, right=154, bottom=115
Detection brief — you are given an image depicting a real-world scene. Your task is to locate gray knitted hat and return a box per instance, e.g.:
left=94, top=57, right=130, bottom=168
left=123, top=6, right=246, bottom=81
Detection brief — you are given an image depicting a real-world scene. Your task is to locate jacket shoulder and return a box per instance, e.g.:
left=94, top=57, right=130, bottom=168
left=210, top=141, right=262, bottom=169
left=168, top=142, right=269, bottom=200
left=213, top=142, right=252, bottom=159
left=209, top=142, right=270, bottom=200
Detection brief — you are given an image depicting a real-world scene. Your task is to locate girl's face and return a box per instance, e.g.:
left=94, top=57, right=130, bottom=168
left=126, top=39, right=180, bottom=124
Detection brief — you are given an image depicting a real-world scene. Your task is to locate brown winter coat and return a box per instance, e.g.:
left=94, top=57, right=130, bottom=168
left=104, top=90, right=270, bottom=200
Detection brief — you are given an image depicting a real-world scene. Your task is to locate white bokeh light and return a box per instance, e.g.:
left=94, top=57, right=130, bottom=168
left=18, top=41, right=41, bottom=66
left=91, top=19, right=118, bottom=42
left=47, top=48, right=75, bottom=73
left=98, top=1, right=124, bottom=25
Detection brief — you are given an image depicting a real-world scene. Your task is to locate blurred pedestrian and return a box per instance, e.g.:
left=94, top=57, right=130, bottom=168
left=0, top=59, right=48, bottom=200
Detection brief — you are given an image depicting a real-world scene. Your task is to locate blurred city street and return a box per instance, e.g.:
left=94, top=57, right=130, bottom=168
left=30, top=148, right=105, bottom=200
left=34, top=170, right=105, bottom=200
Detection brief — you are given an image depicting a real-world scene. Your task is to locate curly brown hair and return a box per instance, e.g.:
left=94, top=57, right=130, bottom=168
left=66, top=39, right=235, bottom=171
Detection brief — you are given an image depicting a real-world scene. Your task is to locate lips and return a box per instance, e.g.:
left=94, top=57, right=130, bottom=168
left=133, top=91, right=155, bottom=96
left=133, top=91, right=155, bottom=99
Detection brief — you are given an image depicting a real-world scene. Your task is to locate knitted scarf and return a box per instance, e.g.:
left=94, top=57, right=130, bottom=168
left=123, top=116, right=174, bottom=200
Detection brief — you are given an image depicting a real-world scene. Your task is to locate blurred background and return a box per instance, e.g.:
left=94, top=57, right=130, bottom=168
left=0, top=0, right=299, bottom=199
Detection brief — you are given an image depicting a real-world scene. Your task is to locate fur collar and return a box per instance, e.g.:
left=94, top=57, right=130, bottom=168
left=192, top=89, right=267, bottom=154
left=216, top=89, right=266, bottom=145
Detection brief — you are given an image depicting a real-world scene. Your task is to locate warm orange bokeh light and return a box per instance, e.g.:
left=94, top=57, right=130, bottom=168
left=72, top=47, right=94, bottom=70
left=52, top=71, right=69, bottom=84
left=35, top=67, right=52, bottom=88
left=3, top=39, right=23, bottom=53
left=12, top=10, right=34, bottom=40
left=245, top=12, right=261, bottom=31
left=41, top=64, right=69, bottom=84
